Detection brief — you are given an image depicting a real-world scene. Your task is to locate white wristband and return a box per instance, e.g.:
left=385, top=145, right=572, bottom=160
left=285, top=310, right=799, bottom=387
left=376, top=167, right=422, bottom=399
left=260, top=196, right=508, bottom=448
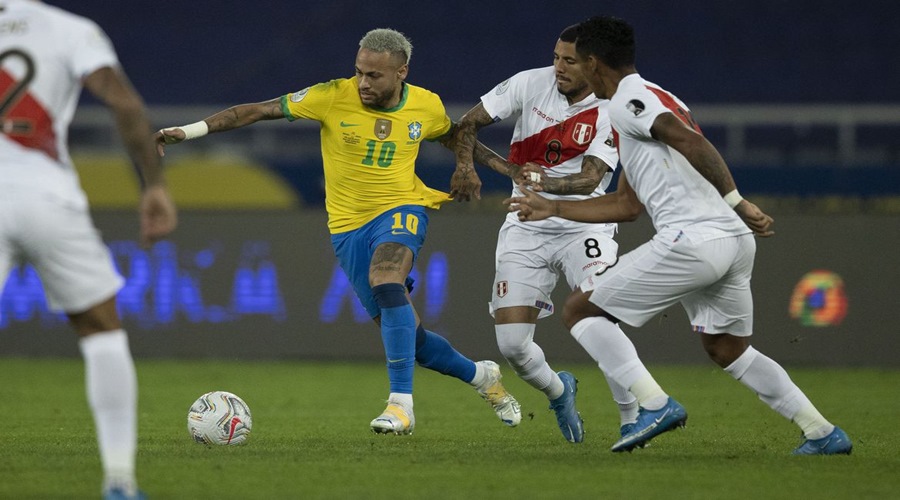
left=164, top=121, right=208, bottom=140
left=723, top=189, right=743, bottom=208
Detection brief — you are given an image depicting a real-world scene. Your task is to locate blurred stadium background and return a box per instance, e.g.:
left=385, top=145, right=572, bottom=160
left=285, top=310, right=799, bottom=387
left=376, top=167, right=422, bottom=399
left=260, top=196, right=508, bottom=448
left=3, top=1, right=898, bottom=366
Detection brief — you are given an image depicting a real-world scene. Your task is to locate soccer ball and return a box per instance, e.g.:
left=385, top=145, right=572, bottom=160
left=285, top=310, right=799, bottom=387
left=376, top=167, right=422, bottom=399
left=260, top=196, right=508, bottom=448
left=187, top=391, right=252, bottom=445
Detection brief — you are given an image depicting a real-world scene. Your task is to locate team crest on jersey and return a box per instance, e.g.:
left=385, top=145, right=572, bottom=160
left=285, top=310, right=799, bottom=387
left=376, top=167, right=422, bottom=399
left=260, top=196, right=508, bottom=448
left=408, top=121, right=422, bottom=140
left=496, top=281, right=508, bottom=298
left=571, top=123, right=594, bottom=146
left=495, top=79, right=511, bottom=95
left=374, top=119, right=392, bottom=140
left=626, top=99, right=645, bottom=116
left=290, top=87, right=310, bottom=103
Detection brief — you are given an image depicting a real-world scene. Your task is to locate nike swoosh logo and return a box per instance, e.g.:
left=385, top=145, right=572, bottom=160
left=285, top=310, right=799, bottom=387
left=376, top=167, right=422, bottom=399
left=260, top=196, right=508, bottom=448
left=340, top=121, right=359, bottom=127
left=653, top=407, right=673, bottom=425
left=391, top=230, right=411, bottom=235
left=387, top=358, right=407, bottom=363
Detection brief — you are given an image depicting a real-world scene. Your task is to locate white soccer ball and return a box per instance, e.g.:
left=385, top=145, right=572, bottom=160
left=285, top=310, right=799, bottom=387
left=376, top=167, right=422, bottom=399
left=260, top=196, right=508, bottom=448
left=187, top=391, right=253, bottom=445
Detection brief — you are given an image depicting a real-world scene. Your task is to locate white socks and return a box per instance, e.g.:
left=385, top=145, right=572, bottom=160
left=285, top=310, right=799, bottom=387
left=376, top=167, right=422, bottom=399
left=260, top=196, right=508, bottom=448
left=570, top=317, right=655, bottom=411
left=496, top=323, right=564, bottom=400
left=388, top=393, right=413, bottom=410
left=498, top=319, right=642, bottom=425
left=469, top=361, right=487, bottom=387
left=725, top=346, right=833, bottom=439
left=564, top=316, right=836, bottom=439
left=79, top=329, right=138, bottom=494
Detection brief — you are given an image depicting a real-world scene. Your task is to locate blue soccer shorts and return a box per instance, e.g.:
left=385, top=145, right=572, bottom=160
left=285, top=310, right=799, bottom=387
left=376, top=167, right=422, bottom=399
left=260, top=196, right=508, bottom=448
left=330, top=205, right=429, bottom=318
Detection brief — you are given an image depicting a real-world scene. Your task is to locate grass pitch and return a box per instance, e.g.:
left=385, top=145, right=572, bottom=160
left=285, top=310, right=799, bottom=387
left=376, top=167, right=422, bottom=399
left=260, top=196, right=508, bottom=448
left=1, top=359, right=897, bottom=499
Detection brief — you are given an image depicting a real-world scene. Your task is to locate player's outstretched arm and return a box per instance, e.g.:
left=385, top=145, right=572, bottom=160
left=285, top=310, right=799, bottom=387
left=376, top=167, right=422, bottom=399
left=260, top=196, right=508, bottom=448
left=83, top=65, right=177, bottom=248
left=534, top=155, right=609, bottom=195
left=445, top=103, right=542, bottom=190
left=650, top=112, right=774, bottom=237
left=505, top=169, right=642, bottom=223
left=155, top=98, right=285, bottom=156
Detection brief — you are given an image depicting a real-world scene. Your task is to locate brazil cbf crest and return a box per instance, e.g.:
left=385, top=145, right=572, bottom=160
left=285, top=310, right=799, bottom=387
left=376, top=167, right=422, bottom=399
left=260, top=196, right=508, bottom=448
left=408, top=121, right=422, bottom=141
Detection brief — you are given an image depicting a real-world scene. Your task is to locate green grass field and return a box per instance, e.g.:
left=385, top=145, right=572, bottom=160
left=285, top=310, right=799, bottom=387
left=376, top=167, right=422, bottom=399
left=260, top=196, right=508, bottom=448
left=1, top=359, right=897, bottom=499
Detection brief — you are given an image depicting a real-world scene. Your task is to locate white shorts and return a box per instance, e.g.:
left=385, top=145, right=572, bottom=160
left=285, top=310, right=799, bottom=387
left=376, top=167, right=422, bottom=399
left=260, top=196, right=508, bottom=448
left=0, top=189, right=124, bottom=314
left=491, top=222, right=618, bottom=319
left=581, top=229, right=755, bottom=335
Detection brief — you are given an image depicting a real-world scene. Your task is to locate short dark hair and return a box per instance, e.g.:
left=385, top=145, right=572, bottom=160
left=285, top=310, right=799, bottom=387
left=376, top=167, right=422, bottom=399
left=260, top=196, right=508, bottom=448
left=559, top=23, right=580, bottom=43
left=575, top=16, right=635, bottom=69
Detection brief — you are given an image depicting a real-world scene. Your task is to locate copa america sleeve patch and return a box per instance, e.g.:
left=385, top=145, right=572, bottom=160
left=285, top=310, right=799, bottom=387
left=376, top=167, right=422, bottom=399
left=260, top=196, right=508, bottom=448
left=290, top=88, right=310, bottom=103
left=626, top=99, right=645, bottom=116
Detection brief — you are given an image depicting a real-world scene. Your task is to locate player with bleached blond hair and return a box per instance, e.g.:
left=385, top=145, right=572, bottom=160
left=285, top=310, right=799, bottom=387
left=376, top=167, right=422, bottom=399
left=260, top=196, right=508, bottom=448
left=157, top=28, right=521, bottom=436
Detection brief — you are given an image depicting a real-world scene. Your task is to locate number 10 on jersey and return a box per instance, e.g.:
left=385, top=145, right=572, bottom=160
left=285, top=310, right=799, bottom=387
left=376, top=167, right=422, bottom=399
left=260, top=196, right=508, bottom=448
left=362, top=140, right=396, bottom=167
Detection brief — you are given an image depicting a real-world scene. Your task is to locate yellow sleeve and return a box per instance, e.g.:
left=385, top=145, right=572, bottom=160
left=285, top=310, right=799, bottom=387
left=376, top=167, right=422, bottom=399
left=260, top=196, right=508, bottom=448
left=280, top=80, right=340, bottom=122
left=424, top=94, right=452, bottom=141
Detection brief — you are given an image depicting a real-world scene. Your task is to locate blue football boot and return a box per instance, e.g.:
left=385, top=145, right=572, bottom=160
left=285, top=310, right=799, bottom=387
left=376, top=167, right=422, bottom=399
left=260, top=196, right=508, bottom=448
left=793, top=426, right=852, bottom=455
left=548, top=371, right=584, bottom=443
left=611, top=397, right=687, bottom=452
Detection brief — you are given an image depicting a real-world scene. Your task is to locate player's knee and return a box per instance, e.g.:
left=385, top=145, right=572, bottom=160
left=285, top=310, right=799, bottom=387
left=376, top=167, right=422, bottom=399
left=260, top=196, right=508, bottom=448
left=372, top=283, right=408, bottom=309
left=496, top=335, right=529, bottom=361
left=67, top=296, right=121, bottom=336
left=701, top=333, right=749, bottom=367
left=495, top=324, right=535, bottom=364
left=562, top=290, right=595, bottom=330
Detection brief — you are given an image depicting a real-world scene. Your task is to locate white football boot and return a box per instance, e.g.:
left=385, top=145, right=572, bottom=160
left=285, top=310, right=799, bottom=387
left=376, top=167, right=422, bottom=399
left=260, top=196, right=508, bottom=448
left=370, top=402, right=415, bottom=435
left=475, top=360, right=522, bottom=427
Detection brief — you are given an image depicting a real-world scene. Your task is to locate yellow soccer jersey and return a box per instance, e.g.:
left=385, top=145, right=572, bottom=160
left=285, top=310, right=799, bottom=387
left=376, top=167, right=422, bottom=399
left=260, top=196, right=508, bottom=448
left=280, top=78, right=453, bottom=233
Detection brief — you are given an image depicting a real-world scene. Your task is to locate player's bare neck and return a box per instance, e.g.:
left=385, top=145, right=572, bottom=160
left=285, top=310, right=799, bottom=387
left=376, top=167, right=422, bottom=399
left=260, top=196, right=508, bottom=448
left=382, top=83, right=404, bottom=109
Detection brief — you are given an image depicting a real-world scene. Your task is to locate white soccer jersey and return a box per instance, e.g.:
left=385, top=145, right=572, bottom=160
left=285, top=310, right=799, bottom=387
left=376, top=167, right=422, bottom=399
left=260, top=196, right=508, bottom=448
left=0, top=0, right=119, bottom=204
left=609, top=74, right=749, bottom=240
left=482, top=66, right=618, bottom=233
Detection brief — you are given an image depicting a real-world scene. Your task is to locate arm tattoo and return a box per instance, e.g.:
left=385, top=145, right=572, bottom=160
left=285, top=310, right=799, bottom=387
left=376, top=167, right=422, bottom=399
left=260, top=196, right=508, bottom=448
left=473, top=141, right=511, bottom=176
left=206, top=100, right=283, bottom=133
left=454, top=105, right=495, bottom=161
left=542, top=155, right=608, bottom=195
left=206, top=105, right=248, bottom=132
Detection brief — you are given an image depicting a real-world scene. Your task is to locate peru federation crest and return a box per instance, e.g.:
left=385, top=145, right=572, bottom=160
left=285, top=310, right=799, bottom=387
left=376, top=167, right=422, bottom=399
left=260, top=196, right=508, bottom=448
left=572, top=122, right=594, bottom=146
left=496, top=281, right=508, bottom=298
left=408, top=121, right=422, bottom=141
left=374, top=119, right=392, bottom=140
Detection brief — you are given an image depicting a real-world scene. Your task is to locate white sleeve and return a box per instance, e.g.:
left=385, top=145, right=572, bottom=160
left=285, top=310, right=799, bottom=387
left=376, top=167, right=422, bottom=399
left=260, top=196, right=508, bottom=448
left=68, top=19, right=119, bottom=80
left=479, top=70, right=529, bottom=122
left=609, top=86, right=667, bottom=141
left=584, top=103, right=618, bottom=170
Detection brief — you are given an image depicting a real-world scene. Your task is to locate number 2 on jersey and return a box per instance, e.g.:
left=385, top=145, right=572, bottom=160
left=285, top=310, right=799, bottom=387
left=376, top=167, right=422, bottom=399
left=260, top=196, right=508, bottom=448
left=0, top=49, right=36, bottom=134
left=0, top=48, right=59, bottom=160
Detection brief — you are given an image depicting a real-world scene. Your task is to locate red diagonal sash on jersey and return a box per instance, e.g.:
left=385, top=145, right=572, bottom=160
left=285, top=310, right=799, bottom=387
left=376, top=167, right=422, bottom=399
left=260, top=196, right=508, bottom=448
left=611, top=87, right=702, bottom=155
left=646, top=86, right=702, bottom=134
left=0, top=69, right=59, bottom=161
left=509, top=107, right=599, bottom=168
